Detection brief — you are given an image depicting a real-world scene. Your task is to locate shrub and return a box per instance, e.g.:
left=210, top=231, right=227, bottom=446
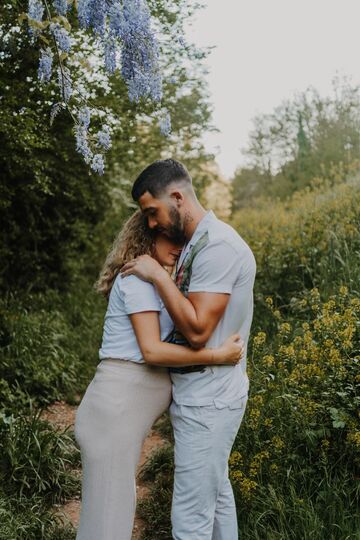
left=229, top=288, right=359, bottom=538
left=0, top=278, right=105, bottom=410
left=232, top=177, right=360, bottom=332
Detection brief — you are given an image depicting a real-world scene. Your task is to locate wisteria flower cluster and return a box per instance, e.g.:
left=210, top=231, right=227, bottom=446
left=25, top=0, right=172, bottom=174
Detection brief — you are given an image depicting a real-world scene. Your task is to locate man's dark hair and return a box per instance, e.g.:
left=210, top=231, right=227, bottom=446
left=131, top=158, right=192, bottom=201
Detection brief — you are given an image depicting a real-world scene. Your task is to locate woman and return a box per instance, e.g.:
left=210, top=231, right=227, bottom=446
left=74, top=210, right=244, bottom=540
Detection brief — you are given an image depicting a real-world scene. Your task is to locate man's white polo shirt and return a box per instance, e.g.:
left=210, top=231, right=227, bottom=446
left=170, top=210, right=256, bottom=408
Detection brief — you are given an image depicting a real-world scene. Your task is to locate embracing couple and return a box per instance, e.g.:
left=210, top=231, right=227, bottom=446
left=74, top=159, right=256, bottom=540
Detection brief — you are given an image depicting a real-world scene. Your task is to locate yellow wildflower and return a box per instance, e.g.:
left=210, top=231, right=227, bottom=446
left=279, top=322, right=291, bottom=335
left=346, top=432, right=360, bottom=447
left=302, top=322, right=310, bottom=331
left=321, top=439, right=330, bottom=451
left=339, top=285, right=348, bottom=296
left=271, top=435, right=285, bottom=451
left=229, top=451, right=243, bottom=467
left=253, top=332, right=267, bottom=348
left=262, top=354, right=275, bottom=367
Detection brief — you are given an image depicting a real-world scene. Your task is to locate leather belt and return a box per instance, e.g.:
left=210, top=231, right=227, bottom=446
left=169, top=365, right=207, bottom=374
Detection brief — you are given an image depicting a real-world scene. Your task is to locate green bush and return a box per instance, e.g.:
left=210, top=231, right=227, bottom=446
left=228, top=288, right=359, bottom=539
left=0, top=409, right=80, bottom=503
left=0, top=278, right=105, bottom=411
left=232, top=177, right=360, bottom=332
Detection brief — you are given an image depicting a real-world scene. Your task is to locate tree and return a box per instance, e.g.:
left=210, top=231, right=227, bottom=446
left=0, top=0, right=215, bottom=291
left=232, top=76, right=360, bottom=208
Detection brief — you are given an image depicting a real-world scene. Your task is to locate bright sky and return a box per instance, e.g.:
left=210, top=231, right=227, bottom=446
left=185, top=0, right=360, bottom=178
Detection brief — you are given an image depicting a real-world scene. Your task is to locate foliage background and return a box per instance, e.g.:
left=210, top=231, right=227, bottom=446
left=0, top=1, right=359, bottom=539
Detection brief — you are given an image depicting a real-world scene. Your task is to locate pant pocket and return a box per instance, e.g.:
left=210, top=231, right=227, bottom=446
left=228, top=394, right=248, bottom=410
left=179, top=404, right=217, bottom=431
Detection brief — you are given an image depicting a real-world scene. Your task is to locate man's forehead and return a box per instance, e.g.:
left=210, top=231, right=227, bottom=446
left=138, top=191, right=163, bottom=211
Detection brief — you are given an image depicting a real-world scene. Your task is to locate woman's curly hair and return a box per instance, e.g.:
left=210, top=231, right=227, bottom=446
left=95, top=210, right=155, bottom=298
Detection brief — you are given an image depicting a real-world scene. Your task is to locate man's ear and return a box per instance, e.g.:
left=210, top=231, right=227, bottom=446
left=169, top=189, right=185, bottom=207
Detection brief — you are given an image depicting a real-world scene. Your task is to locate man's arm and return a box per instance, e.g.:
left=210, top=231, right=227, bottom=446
left=121, top=241, right=240, bottom=349
left=153, top=269, right=230, bottom=349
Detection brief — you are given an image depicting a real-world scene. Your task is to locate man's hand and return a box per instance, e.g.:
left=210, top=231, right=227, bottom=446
left=120, top=255, right=166, bottom=283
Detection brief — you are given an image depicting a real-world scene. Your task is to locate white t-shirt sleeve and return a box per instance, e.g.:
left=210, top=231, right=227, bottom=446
left=121, top=275, right=161, bottom=314
left=188, top=241, right=240, bottom=294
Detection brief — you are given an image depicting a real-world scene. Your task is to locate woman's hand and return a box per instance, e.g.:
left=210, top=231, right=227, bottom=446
left=212, top=334, right=245, bottom=365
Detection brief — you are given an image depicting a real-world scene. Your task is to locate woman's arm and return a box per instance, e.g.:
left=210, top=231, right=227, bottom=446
left=129, top=311, right=243, bottom=367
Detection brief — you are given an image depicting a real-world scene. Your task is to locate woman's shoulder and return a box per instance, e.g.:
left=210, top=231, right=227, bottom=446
left=114, top=273, right=157, bottom=295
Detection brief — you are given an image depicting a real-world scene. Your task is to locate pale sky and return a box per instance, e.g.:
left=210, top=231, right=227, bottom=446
left=185, top=0, right=360, bottom=178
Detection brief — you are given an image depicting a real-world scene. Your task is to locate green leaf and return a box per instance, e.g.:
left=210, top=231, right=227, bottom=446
left=18, top=13, right=28, bottom=24
left=28, top=19, right=50, bottom=30
left=51, top=15, right=72, bottom=32
left=39, top=35, right=50, bottom=46
left=332, top=420, right=346, bottom=428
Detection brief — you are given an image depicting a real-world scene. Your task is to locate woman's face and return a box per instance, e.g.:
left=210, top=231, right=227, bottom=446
left=152, top=233, right=184, bottom=267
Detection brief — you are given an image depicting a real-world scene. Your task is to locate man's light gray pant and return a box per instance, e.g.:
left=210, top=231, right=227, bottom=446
left=169, top=395, right=248, bottom=540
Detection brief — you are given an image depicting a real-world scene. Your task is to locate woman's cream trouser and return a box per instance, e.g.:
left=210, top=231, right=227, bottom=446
left=74, top=358, right=171, bottom=540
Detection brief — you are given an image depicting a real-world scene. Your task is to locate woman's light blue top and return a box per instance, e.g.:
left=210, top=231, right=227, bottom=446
left=99, top=274, right=174, bottom=363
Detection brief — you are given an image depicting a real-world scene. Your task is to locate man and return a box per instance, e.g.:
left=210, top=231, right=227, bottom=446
left=121, top=158, right=256, bottom=540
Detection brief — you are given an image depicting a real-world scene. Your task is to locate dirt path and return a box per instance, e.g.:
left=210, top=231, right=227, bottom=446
left=41, top=400, right=166, bottom=539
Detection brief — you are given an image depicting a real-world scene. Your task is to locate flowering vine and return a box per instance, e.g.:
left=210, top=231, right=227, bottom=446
left=22, top=0, right=172, bottom=174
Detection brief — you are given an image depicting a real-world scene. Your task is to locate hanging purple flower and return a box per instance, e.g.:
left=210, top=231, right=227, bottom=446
left=108, top=1, right=124, bottom=37
left=50, top=102, right=63, bottom=125
left=76, top=0, right=163, bottom=103
left=75, top=125, right=93, bottom=163
left=177, top=36, right=186, bottom=47
left=97, top=125, right=111, bottom=150
left=27, top=0, right=44, bottom=39
left=53, top=0, right=68, bottom=16
left=77, top=0, right=107, bottom=36
left=77, top=0, right=91, bottom=28
left=50, top=23, right=72, bottom=53
left=107, top=0, right=163, bottom=102
left=38, top=47, right=53, bottom=83
left=78, top=106, right=91, bottom=129
left=27, top=0, right=166, bottom=174
left=91, top=153, right=105, bottom=175
left=91, top=0, right=107, bottom=36
left=104, top=38, right=117, bottom=74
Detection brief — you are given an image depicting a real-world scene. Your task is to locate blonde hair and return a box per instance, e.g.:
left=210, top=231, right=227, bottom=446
left=95, top=210, right=155, bottom=298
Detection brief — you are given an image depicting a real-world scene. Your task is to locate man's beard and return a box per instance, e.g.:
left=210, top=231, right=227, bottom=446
left=159, top=206, right=186, bottom=244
